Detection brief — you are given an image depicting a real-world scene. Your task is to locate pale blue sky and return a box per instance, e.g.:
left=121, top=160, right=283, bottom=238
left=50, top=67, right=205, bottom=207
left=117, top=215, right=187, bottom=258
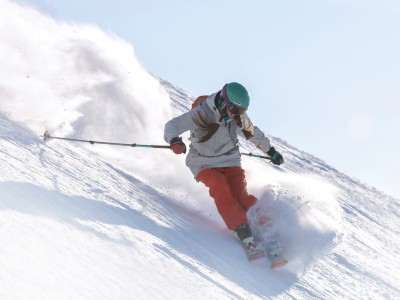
left=16, top=0, right=400, bottom=199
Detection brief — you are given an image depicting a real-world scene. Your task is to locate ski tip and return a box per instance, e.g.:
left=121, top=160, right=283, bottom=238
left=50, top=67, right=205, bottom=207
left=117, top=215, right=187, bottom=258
left=248, top=251, right=266, bottom=262
left=271, top=258, right=288, bottom=269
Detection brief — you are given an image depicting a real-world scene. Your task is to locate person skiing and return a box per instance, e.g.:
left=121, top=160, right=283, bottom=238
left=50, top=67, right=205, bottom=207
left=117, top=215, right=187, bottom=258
left=164, top=82, right=284, bottom=259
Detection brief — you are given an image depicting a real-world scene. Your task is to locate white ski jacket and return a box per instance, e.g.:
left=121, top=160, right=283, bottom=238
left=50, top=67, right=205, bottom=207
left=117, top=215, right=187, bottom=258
left=164, top=93, right=272, bottom=177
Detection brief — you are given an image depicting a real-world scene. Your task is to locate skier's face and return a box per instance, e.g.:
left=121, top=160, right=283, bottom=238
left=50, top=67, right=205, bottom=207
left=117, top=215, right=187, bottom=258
left=221, top=94, right=247, bottom=119
left=226, top=103, right=247, bottom=116
left=226, top=108, right=238, bottom=119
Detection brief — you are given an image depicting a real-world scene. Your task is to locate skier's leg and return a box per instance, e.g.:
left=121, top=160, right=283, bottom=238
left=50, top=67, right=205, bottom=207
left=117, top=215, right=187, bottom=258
left=224, top=167, right=257, bottom=211
left=224, top=167, right=270, bottom=226
left=197, top=168, right=248, bottom=230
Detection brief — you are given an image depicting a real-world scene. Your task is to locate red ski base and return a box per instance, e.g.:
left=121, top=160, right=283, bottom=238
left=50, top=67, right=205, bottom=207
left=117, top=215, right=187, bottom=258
left=270, top=257, right=288, bottom=269
left=247, top=249, right=266, bottom=262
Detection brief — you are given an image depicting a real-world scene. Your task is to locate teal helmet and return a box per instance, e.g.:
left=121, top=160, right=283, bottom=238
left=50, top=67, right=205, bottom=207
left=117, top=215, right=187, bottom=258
left=222, top=82, right=250, bottom=115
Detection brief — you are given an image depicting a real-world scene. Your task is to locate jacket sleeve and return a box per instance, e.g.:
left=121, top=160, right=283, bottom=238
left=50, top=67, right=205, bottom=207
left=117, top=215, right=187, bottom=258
left=238, top=113, right=271, bottom=153
left=164, top=110, right=194, bottom=144
left=249, top=126, right=272, bottom=153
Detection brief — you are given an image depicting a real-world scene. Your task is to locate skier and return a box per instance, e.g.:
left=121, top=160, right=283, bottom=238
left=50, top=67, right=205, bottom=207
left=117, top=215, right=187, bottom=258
left=164, top=82, right=284, bottom=261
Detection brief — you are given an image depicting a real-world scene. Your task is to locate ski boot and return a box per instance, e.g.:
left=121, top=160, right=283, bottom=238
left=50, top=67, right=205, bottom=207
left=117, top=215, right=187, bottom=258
left=235, top=224, right=265, bottom=262
left=266, top=240, right=288, bottom=269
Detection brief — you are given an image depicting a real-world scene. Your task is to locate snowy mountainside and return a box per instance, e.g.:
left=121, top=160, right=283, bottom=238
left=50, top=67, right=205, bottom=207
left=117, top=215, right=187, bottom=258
left=1, top=80, right=399, bottom=299
left=1, top=0, right=399, bottom=299
left=157, top=76, right=194, bottom=114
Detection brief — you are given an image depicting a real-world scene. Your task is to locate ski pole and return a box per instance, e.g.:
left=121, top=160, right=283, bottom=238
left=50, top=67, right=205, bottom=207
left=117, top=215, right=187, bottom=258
left=240, top=152, right=272, bottom=161
left=40, top=131, right=171, bottom=149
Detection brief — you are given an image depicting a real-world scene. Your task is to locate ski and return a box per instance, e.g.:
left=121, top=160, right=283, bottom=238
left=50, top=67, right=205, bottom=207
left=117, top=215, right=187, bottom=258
left=245, top=245, right=266, bottom=262
left=265, top=240, right=288, bottom=269
left=270, top=257, right=288, bottom=269
left=239, top=238, right=288, bottom=268
left=248, top=205, right=288, bottom=269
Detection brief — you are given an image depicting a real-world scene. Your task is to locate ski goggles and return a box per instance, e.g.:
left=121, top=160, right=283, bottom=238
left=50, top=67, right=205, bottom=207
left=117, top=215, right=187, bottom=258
left=222, top=85, right=248, bottom=116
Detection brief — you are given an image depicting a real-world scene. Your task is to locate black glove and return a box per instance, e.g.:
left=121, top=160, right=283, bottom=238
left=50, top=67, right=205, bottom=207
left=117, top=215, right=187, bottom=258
left=267, top=147, right=284, bottom=165
left=170, top=137, right=186, bottom=154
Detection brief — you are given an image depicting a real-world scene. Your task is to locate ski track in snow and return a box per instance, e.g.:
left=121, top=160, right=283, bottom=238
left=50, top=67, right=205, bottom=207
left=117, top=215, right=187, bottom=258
left=1, top=1, right=400, bottom=299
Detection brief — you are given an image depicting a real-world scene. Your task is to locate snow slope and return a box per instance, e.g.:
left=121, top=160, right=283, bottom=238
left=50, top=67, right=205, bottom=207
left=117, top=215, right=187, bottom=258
left=1, top=1, right=399, bottom=299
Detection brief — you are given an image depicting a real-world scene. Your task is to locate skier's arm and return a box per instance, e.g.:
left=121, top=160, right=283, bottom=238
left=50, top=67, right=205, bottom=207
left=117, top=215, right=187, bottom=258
left=239, top=114, right=284, bottom=164
left=164, top=111, right=193, bottom=144
left=238, top=113, right=271, bottom=153
left=248, top=126, right=272, bottom=153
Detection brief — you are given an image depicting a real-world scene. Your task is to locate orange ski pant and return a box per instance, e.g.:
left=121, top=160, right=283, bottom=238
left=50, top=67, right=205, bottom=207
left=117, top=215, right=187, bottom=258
left=196, top=167, right=257, bottom=230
